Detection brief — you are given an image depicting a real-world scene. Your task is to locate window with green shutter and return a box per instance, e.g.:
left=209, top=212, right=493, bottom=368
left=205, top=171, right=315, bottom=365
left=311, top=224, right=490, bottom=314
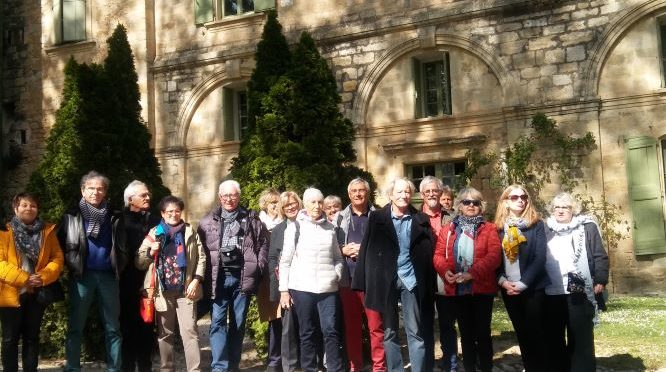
left=625, top=136, right=666, bottom=255
left=412, top=52, right=452, bottom=119
left=222, top=87, right=249, bottom=141
left=196, top=0, right=274, bottom=24
left=54, top=0, right=86, bottom=44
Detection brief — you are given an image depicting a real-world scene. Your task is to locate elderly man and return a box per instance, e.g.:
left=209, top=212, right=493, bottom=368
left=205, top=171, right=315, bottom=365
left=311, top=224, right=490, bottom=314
left=59, top=171, right=127, bottom=372
left=336, top=178, right=386, bottom=371
left=352, top=177, right=435, bottom=372
left=420, top=176, right=458, bottom=371
left=120, top=180, right=160, bottom=372
left=198, top=180, right=269, bottom=372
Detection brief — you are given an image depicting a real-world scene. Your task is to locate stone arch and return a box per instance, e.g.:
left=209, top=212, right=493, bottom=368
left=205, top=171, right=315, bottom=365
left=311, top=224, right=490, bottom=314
left=174, top=64, right=253, bottom=148
left=582, top=0, right=666, bottom=98
left=351, top=30, right=518, bottom=125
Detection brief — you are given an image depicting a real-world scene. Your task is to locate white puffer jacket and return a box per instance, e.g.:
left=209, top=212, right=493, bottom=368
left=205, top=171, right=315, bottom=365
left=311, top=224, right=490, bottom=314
left=278, top=210, right=343, bottom=294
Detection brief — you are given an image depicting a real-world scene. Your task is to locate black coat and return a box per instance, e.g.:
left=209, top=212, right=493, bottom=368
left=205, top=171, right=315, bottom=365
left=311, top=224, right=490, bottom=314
left=498, top=220, right=550, bottom=291
left=267, top=220, right=287, bottom=302
left=351, top=204, right=435, bottom=313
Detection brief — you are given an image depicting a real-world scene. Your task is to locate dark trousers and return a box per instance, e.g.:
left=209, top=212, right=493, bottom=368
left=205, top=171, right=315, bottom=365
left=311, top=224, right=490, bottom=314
left=281, top=308, right=300, bottom=372
left=435, top=294, right=458, bottom=370
left=290, top=290, right=343, bottom=372
left=0, top=294, right=46, bottom=372
left=119, top=287, right=156, bottom=372
left=502, top=289, right=547, bottom=372
left=453, top=295, right=494, bottom=372
left=544, top=294, right=596, bottom=372
left=267, top=318, right=283, bottom=367
left=421, top=297, right=436, bottom=372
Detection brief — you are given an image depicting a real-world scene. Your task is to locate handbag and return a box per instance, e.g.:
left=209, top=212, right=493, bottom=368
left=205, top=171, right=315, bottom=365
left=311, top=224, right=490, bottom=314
left=140, top=252, right=158, bottom=324
left=36, top=280, right=65, bottom=305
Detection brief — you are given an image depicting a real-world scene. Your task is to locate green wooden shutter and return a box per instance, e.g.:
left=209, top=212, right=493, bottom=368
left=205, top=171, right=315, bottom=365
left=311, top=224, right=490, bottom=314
left=62, top=0, right=85, bottom=42
left=195, top=0, right=214, bottom=24
left=254, top=0, right=276, bottom=12
left=412, top=58, right=423, bottom=119
left=625, top=136, right=666, bottom=255
left=223, top=87, right=236, bottom=141
left=53, top=0, right=63, bottom=44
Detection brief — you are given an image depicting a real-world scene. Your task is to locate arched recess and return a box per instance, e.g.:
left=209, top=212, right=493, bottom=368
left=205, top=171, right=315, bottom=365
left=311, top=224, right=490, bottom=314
left=173, top=64, right=253, bottom=148
left=582, top=0, right=666, bottom=98
left=351, top=30, right=518, bottom=125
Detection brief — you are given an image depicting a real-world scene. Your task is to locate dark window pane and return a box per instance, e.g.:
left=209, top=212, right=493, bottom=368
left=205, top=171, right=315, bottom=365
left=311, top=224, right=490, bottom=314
left=225, top=0, right=238, bottom=15
left=454, top=161, right=466, bottom=174
left=238, top=91, right=248, bottom=138
left=424, top=165, right=436, bottom=176
left=242, top=0, right=255, bottom=13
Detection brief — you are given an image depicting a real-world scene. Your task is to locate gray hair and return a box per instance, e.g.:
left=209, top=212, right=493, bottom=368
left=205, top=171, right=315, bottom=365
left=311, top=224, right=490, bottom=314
left=454, top=187, right=487, bottom=214
left=323, top=195, right=342, bottom=207
left=441, top=185, right=454, bottom=198
left=303, top=187, right=324, bottom=204
left=218, top=180, right=241, bottom=196
left=385, top=177, right=416, bottom=198
left=80, top=170, right=110, bottom=190
left=549, top=192, right=582, bottom=215
left=347, top=177, right=370, bottom=193
left=419, top=175, right=443, bottom=193
left=123, top=180, right=148, bottom=207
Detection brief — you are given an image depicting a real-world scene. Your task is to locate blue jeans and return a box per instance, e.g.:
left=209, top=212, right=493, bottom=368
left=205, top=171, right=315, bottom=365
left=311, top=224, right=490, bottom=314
left=289, top=290, right=343, bottom=372
left=65, top=271, right=122, bottom=372
left=383, top=277, right=425, bottom=372
left=210, top=272, right=251, bottom=372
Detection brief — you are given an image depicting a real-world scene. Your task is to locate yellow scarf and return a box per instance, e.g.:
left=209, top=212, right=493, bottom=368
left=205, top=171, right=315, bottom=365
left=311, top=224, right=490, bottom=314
left=502, top=225, right=526, bottom=263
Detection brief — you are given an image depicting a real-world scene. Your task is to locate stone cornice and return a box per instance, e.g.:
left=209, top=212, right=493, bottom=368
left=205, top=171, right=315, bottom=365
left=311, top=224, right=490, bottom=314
left=44, top=40, right=97, bottom=58
left=155, top=143, right=240, bottom=159
left=380, top=135, right=487, bottom=155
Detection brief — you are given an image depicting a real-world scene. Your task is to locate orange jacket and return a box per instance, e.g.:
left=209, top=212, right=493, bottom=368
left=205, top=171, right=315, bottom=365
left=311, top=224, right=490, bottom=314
left=0, top=223, right=64, bottom=307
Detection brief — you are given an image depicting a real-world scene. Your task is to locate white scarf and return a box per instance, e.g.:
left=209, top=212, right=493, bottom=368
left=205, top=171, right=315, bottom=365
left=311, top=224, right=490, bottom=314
left=546, top=215, right=599, bottom=324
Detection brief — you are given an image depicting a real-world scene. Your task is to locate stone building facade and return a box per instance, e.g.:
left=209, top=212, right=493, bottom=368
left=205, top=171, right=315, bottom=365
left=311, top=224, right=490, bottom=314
left=2, top=0, right=666, bottom=293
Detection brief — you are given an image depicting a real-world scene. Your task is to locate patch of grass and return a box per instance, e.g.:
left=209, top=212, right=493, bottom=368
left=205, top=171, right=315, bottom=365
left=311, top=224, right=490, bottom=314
left=489, top=295, right=666, bottom=371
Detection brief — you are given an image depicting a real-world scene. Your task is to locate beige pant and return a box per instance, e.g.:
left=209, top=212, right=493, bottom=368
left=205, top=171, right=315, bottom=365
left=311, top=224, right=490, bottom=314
left=157, top=291, right=201, bottom=372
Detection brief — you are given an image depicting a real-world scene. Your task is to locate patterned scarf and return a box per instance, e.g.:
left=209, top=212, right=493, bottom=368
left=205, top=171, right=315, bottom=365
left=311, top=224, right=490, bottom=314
left=79, top=197, right=109, bottom=238
left=502, top=217, right=529, bottom=263
left=156, top=220, right=187, bottom=268
left=220, top=208, right=241, bottom=252
left=10, top=216, right=44, bottom=272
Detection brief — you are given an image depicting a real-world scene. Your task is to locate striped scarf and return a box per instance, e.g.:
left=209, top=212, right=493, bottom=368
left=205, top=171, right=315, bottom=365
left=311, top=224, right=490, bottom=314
left=79, top=198, right=109, bottom=238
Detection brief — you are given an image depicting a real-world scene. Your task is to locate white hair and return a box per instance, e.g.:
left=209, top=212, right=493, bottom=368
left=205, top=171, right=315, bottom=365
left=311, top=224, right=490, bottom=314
left=419, top=175, right=443, bottom=193
left=385, top=177, right=416, bottom=198
left=123, top=180, right=148, bottom=207
left=347, top=178, right=370, bottom=193
left=218, top=180, right=241, bottom=196
left=303, top=187, right=324, bottom=204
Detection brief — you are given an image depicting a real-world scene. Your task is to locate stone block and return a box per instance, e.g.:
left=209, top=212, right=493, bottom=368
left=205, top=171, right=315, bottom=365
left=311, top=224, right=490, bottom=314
left=341, top=92, right=353, bottom=103
left=353, top=53, right=375, bottom=65
left=519, top=28, right=542, bottom=38
left=588, top=16, right=610, bottom=28
left=498, top=32, right=520, bottom=43
left=567, top=21, right=587, bottom=31
left=561, top=31, right=594, bottom=46
left=544, top=49, right=565, bottom=64
left=167, top=81, right=177, bottom=92
left=572, top=8, right=600, bottom=20
left=549, top=13, right=570, bottom=23
left=500, top=40, right=527, bottom=55
left=528, top=38, right=557, bottom=51
left=543, top=24, right=566, bottom=36
left=520, top=67, right=540, bottom=79
left=512, top=51, right=536, bottom=69
left=332, top=56, right=352, bottom=66
left=343, top=80, right=358, bottom=92
left=540, top=65, right=557, bottom=76
left=496, top=22, right=522, bottom=33
left=566, top=45, right=586, bottom=62
left=523, top=17, right=547, bottom=28
left=471, top=26, right=495, bottom=36
left=553, top=74, right=572, bottom=86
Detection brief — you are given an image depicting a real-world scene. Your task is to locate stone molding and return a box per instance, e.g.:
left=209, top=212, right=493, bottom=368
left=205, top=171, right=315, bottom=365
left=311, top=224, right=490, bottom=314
left=380, top=135, right=487, bottom=156
left=582, top=0, right=666, bottom=98
left=44, top=40, right=97, bottom=58
left=351, top=30, right=517, bottom=126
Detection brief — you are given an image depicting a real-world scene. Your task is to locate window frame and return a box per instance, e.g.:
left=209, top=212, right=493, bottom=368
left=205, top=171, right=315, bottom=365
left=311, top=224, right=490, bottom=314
left=413, top=52, right=453, bottom=119
left=405, top=160, right=466, bottom=192
left=222, top=86, right=249, bottom=142
left=195, top=0, right=275, bottom=25
left=53, top=0, right=88, bottom=45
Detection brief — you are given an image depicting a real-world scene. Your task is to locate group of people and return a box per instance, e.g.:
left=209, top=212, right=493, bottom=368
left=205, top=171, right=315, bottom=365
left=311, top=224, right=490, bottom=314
left=0, top=169, right=609, bottom=372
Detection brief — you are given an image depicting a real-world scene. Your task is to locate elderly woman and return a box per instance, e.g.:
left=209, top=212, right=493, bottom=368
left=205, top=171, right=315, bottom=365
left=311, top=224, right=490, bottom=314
left=256, top=188, right=284, bottom=371
left=0, top=192, right=64, bottom=372
left=494, top=184, right=549, bottom=372
left=434, top=187, right=501, bottom=372
left=268, top=191, right=303, bottom=372
left=323, top=195, right=342, bottom=223
left=544, top=192, right=609, bottom=372
left=136, top=196, right=206, bottom=372
left=279, top=188, right=344, bottom=372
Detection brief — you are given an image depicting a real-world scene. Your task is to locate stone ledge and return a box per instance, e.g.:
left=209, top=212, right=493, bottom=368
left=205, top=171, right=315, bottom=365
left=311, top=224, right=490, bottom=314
left=202, top=12, right=265, bottom=33
left=44, top=40, right=97, bottom=58
left=380, top=134, right=487, bottom=154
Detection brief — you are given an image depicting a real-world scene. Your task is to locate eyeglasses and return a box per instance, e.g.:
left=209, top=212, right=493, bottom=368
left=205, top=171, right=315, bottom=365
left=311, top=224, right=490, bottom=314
left=134, top=192, right=151, bottom=199
left=283, top=202, right=299, bottom=210
left=508, top=194, right=529, bottom=202
left=553, top=205, right=572, bottom=211
left=461, top=199, right=481, bottom=207
left=220, top=194, right=240, bottom=201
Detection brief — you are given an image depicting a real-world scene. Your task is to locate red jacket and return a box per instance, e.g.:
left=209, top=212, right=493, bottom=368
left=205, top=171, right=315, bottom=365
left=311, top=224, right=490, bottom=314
left=433, top=220, right=501, bottom=296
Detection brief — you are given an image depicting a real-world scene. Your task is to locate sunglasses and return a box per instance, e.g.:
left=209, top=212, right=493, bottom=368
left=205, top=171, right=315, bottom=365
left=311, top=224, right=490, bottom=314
left=508, top=194, right=529, bottom=202
left=461, top=199, right=481, bottom=207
